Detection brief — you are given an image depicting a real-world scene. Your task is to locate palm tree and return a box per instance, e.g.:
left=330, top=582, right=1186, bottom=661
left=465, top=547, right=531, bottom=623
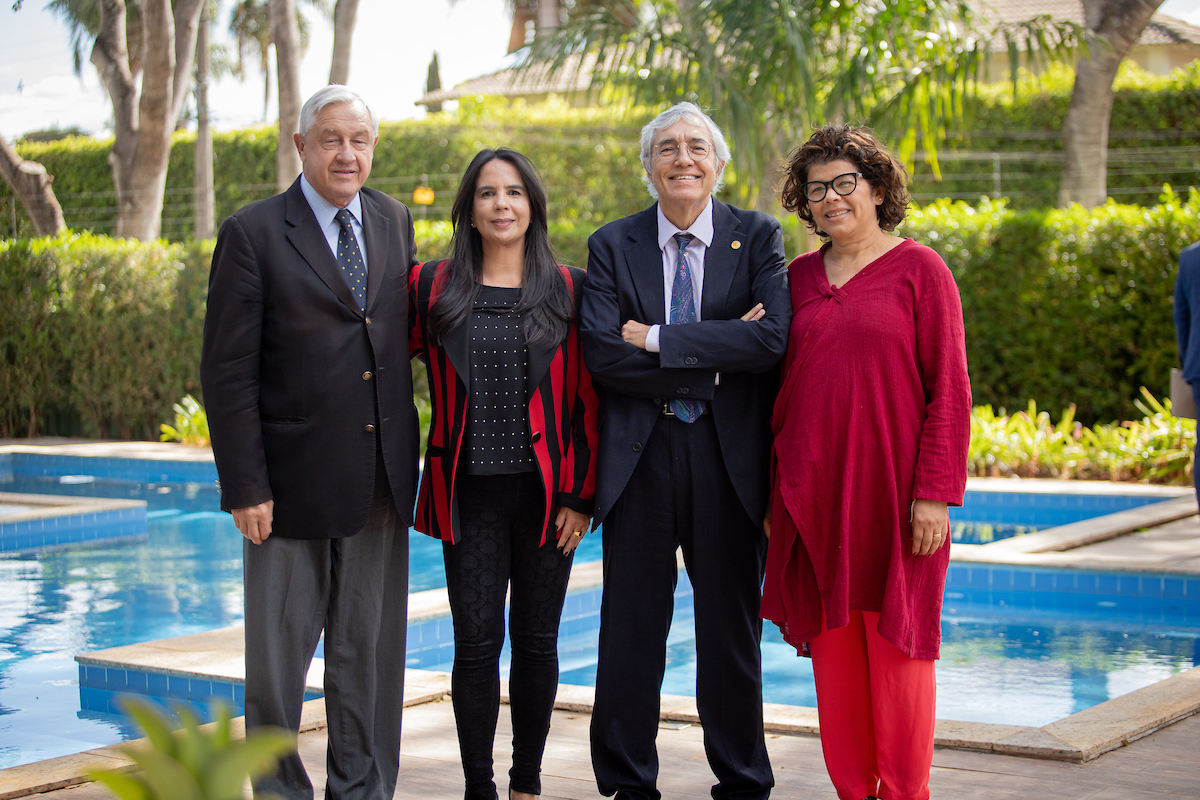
left=524, top=0, right=1083, bottom=211
left=228, top=0, right=328, bottom=120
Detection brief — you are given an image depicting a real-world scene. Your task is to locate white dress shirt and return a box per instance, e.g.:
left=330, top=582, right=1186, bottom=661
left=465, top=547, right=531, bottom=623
left=300, top=175, right=370, bottom=273
left=645, top=198, right=714, bottom=353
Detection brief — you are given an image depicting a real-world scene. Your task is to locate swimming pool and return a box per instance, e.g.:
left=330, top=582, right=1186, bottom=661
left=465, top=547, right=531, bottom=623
left=949, top=489, right=1169, bottom=544
left=0, top=455, right=1193, bottom=768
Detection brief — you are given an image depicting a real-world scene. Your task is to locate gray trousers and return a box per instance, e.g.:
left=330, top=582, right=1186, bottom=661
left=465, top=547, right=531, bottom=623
left=244, top=469, right=409, bottom=800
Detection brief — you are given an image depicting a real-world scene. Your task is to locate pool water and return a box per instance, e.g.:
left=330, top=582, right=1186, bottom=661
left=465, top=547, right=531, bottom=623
left=0, top=469, right=1193, bottom=769
left=950, top=490, right=1168, bottom=544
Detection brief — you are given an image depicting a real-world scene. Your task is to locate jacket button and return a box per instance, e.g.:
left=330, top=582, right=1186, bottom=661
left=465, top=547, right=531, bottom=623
left=685, top=356, right=698, bottom=366
left=362, top=371, right=373, bottom=380
left=364, top=423, right=376, bottom=433
left=652, top=397, right=661, bottom=405
left=531, top=431, right=542, bottom=443
left=632, top=442, right=642, bottom=452
left=365, top=316, right=372, bottom=326
left=676, top=387, right=690, bottom=396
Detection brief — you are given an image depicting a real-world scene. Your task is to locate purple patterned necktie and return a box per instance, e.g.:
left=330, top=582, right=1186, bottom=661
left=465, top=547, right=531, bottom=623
left=670, top=233, right=705, bottom=422
left=336, top=208, right=367, bottom=311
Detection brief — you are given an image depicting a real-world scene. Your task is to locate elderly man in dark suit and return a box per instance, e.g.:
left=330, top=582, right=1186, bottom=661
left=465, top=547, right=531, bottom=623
left=201, top=85, right=418, bottom=800
left=581, top=102, right=791, bottom=800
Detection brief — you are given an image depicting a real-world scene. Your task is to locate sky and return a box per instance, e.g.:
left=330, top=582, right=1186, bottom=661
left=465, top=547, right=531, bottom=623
left=0, top=0, right=515, bottom=138
left=1, top=0, right=1199, bottom=140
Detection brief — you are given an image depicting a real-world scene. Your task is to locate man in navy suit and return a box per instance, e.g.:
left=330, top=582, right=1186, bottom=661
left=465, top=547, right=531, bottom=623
left=201, top=86, right=418, bottom=800
left=580, top=102, right=791, bottom=800
left=1174, top=239, right=1200, bottom=507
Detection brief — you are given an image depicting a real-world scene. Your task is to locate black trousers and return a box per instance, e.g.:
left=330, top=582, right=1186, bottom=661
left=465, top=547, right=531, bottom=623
left=590, top=415, right=773, bottom=800
left=244, top=459, right=408, bottom=800
left=444, top=472, right=575, bottom=800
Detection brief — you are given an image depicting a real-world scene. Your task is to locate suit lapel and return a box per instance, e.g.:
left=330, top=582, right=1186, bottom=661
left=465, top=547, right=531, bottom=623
left=361, top=189, right=391, bottom=314
left=627, top=206, right=666, bottom=325
left=441, top=304, right=472, bottom=390
left=284, top=179, right=362, bottom=317
left=526, top=268, right=572, bottom=394
left=701, top=200, right=742, bottom=321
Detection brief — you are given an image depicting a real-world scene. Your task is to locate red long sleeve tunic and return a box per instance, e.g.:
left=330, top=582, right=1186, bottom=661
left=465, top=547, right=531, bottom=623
left=761, top=239, right=971, bottom=660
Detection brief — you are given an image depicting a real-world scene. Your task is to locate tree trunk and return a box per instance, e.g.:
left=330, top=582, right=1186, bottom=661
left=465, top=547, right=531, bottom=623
left=92, top=0, right=204, bottom=240
left=194, top=3, right=214, bottom=240
left=1058, top=0, right=1163, bottom=208
left=0, top=133, right=66, bottom=237
left=270, top=0, right=302, bottom=193
left=328, top=0, right=359, bottom=85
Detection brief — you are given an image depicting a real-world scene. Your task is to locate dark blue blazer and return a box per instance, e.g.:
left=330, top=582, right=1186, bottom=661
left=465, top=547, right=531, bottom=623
left=201, top=179, right=420, bottom=538
left=580, top=200, right=791, bottom=528
left=1174, top=241, right=1200, bottom=382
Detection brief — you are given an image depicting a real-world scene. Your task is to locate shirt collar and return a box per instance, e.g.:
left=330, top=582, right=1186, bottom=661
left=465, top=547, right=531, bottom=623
left=657, top=198, right=714, bottom=252
left=300, top=174, right=364, bottom=228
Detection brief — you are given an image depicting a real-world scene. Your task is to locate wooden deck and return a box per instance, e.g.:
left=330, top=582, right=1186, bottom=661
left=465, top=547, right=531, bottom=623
left=32, top=698, right=1200, bottom=799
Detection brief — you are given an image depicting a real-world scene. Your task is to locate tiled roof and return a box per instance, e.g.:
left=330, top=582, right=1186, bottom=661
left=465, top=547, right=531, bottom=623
left=416, top=53, right=596, bottom=106
left=974, top=0, right=1200, bottom=47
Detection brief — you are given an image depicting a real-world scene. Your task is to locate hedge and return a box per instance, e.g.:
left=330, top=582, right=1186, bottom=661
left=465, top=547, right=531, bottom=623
left=3, top=193, right=1199, bottom=438
left=3, top=64, right=1199, bottom=240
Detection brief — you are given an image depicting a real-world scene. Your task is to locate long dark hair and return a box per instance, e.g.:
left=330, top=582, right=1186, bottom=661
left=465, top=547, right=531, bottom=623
left=427, top=148, right=572, bottom=349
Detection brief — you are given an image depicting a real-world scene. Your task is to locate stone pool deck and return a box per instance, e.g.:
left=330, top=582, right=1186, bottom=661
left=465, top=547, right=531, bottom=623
left=2, top=440, right=1200, bottom=798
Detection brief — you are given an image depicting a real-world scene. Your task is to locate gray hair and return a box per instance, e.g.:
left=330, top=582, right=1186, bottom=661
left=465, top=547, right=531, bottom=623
left=640, top=101, right=731, bottom=199
left=298, top=85, right=379, bottom=138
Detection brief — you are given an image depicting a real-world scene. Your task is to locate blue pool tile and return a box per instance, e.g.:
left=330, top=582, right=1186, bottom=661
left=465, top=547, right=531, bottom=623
left=1141, top=577, right=1163, bottom=598
left=168, top=676, right=190, bottom=700
left=108, top=668, right=128, bottom=692
left=211, top=681, right=235, bottom=701
left=1118, top=576, right=1141, bottom=597
left=1076, top=573, right=1098, bottom=594
left=969, top=568, right=990, bottom=588
left=147, top=672, right=168, bottom=697
left=947, top=566, right=969, bottom=587
left=1013, top=571, right=1033, bottom=591
left=82, top=664, right=103, bottom=688
left=1116, top=596, right=1139, bottom=613
left=1034, top=572, right=1054, bottom=592
left=233, top=684, right=245, bottom=705
left=126, top=670, right=148, bottom=693
left=990, top=569, right=1012, bottom=590
left=1187, top=580, right=1200, bottom=599
left=190, top=679, right=213, bottom=701
left=1098, top=574, right=1118, bottom=594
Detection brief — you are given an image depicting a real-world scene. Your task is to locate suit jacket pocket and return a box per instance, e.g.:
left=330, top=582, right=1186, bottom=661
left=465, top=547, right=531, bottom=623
left=261, top=416, right=308, bottom=425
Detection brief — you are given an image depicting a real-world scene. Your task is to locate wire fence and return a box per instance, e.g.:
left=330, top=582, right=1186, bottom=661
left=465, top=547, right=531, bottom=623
left=4, top=146, right=1198, bottom=240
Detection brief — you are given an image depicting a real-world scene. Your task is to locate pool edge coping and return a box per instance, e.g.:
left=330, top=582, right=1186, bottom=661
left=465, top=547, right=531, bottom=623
left=6, top=663, right=1197, bottom=800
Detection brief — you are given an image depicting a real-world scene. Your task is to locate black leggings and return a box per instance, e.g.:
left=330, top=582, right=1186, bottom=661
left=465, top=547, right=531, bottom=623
left=443, top=472, right=574, bottom=799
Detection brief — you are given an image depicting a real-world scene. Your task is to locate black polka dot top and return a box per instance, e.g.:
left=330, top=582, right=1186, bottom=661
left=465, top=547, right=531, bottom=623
left=463, top=285, right=534, bottom=475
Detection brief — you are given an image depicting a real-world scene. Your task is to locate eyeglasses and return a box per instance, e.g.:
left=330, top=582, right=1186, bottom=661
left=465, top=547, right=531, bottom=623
left=801, top=172, right=864, bottom=202
left=653, top=139, right=711, bottom=162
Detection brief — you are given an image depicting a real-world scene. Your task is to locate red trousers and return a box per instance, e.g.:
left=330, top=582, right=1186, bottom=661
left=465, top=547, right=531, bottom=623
left=808, top=610, right=936, bottom=800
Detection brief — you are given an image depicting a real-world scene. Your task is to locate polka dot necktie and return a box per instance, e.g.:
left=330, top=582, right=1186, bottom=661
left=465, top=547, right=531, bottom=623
left=335, top=208, right=367, bottom=311
left=670, top=233, right=705, bottom=422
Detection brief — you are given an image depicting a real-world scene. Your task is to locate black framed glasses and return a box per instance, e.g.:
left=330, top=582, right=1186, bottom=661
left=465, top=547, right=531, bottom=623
left=802, top=172, right=864, bottom=202
left=653, top=139, right=712, bottom=162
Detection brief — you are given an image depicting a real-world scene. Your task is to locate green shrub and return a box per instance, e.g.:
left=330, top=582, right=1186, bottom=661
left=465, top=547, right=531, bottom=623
left=901, top=188, right=1200, bottom=424
left=5, top=192, right=1200, bottom=438
left=968, top=389, right=1195, bottom=484
left=4, top=69, right=1198, bottom=240
left=0, top=233, right=209, bottom=438
left=89, top=697, right=294, bottom=800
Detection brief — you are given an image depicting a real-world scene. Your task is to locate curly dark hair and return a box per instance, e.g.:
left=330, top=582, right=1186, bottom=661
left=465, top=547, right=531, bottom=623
left=779, top=124, right=911, bottom=237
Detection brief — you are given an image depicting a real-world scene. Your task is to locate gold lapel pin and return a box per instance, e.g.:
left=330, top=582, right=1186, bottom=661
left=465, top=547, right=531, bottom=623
left=731, top=241, right=742, bottom=250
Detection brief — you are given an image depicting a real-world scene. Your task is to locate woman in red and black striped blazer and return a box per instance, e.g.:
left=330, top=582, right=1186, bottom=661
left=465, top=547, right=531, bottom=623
left=408, top=148, right=598, bottom=800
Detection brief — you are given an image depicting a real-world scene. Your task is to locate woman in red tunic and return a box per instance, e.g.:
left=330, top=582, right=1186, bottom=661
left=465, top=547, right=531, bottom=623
left=761, top=125, right=971, bottom=800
